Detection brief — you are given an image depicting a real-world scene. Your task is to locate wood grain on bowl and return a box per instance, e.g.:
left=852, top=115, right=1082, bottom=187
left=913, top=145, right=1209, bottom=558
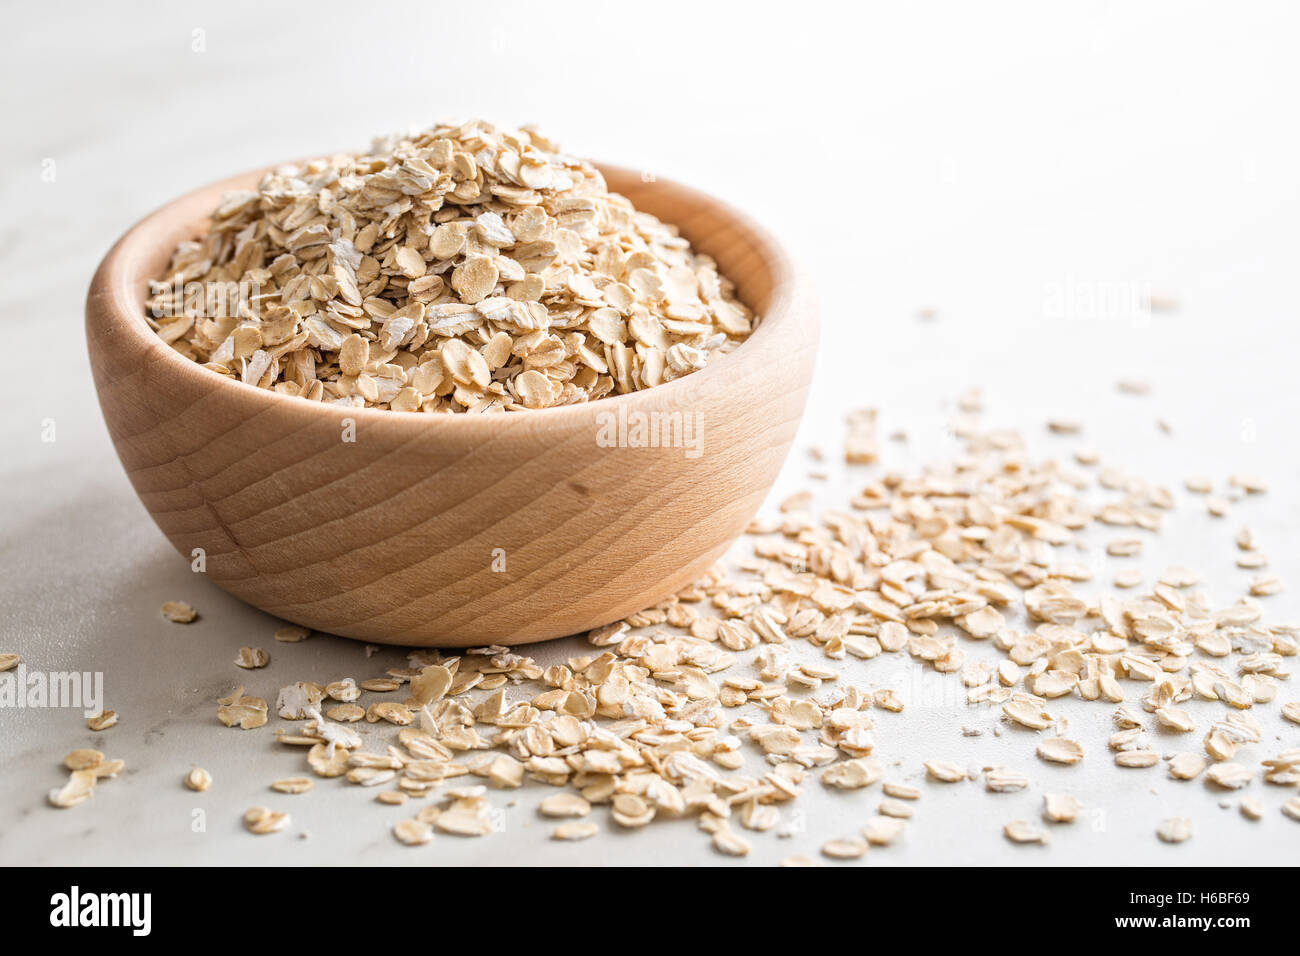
left=85, top=165, right=818, bottom=646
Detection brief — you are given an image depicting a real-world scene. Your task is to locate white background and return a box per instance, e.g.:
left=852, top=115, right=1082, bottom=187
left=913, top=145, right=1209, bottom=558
left=0, top=0, right=1296, bottom=866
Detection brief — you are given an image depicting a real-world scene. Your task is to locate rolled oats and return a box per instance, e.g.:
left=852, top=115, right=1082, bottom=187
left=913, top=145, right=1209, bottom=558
left=150, top=121, right=755, bottom=413
left=862, top=815, right=906, bottom=845
left=1036, top=738, right=1084, bottom=765
left=63, top=749, right=103, bottom=771
left=179, top=392, right=1298, bottom=864
left=393, top=818, right=434, bottom=846
left=821, top=837, right=868, bottom=860
left=161, top=601, right=197, bottom=623
left=235, top=646, right=270, bottom=669
left=243, top=807, right=291, bottom=835
left=87, top=711, right=118, bottom=732
left=1042, top=793, right=1083, bottom=823
left=1003, top=820, right=1048, bottom=844
left=1156, top=817, right=1193, bottom=843
left=553, top=822, right=599, bottom=841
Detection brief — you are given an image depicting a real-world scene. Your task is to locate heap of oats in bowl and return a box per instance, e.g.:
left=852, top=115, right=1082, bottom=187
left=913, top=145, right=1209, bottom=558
left=146, top=120, right=757, bottom=412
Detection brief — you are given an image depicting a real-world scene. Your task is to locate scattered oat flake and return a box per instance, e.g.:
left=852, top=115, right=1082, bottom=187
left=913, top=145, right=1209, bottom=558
left=821, top=837, right=868, bottom=860
left=435, top=808, right=492, bottom=837
left=863, top=816, right=906, bottom=846
left=161, top=601, right=197, bottom=623
left=0, top=653, right=19, bottom=672
left=611, top=793, right=655, bottom=828
left=1168, top=753, right=1207, bottom=780
left=271, top=777, right=315, bottom=794
left=243, top=807, right=291, bottom=835
left=1115, top=751, right=1159, bottom=768
left=882, top=782, right=921, bottom=800
left=539, top=793, right=591, bottom=818
left=235, top=646, right=270, bottom=669
left=1046, top=419, right=1081, bottom=435
left=1107, top=538, right=1142, bottom=557
left=184, top=767, right=212, bottom=792
left=1156, top=817, right=1193, bottom=843
left=1036, top=738, right=1083, bottom=765
left=879, top=797, right=914, bottom=818
left=63, top=749, right=103, bottom=771
left=985, top=768, right=1030, bottom=792
left=1249, top=574, right=1283, bottom=597
left=48, top=770, right=98, bottom=809
left=87, top=711, right=118, bottom=732
left=1230, top=474, right=1268, bottom=494
left=274, top=624, right=312, bottom=643
left=1204, top=762, right=1253, bottom=790
left=712, top=827, right=751, bottom=857
left=925, top=760, right=967, bottom=783
left=1042, top=793, right=1083, bottom=823
left=1003, top=821, right=1048, bottom=844
left=217, top=687, right=269, bottom=729
left=393, top=818, right=434, bottom=846
left=553, top=822, right=599, bottom=841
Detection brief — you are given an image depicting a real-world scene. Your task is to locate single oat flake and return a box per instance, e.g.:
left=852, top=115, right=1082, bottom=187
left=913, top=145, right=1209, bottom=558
left=1042, top=793, right=1083, bottom=824
left=1157, top=817, right=1193, bottom=843
left=63, top=749, right=103, bottom=771
left=235, top=646, right=270, bottom=669
left=243, top=807, right=291, bottom=835
left=1036, top=738, right=1084, bottom=765
left=393, top=819, right=434, bottom=846
left=1003, top=821, right=1048, bottom=845
left=161, top=601, right=197, bottom=623
left=553, top=822, right=599, bottom=841
left=86, top=711, right=118, bottom=732
left=924, top=760, right=967, bottom=783
left=821, top=837, right=868, bottom=860
left=271, top=777, right=315, bottom=794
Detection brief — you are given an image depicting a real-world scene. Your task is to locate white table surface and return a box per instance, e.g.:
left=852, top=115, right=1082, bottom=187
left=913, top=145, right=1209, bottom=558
left=1, top=0, right=1297, bottom=866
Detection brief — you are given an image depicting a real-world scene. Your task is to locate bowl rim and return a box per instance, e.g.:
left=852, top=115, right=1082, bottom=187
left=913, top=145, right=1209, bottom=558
left=89, top=159, right=804, bottom=429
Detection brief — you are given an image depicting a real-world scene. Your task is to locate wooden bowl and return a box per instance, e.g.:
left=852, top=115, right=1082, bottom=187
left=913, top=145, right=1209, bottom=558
left=85, top=163, right=817, bottom=646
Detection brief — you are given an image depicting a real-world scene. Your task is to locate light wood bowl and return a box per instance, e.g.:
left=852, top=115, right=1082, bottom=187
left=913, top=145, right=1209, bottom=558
left=86, top=163, right=817, bottom=646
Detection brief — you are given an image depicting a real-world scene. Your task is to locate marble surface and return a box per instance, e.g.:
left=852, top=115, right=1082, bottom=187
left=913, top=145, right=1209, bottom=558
left=1, top=0, right=1297, bottom=866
